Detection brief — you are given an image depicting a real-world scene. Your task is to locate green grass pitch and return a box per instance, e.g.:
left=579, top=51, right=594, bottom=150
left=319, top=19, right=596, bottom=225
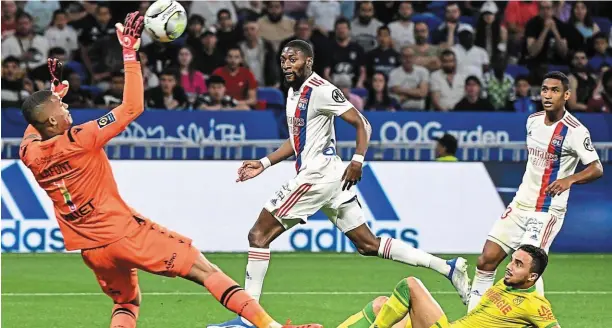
left=2, top=253, right=611, bottom=327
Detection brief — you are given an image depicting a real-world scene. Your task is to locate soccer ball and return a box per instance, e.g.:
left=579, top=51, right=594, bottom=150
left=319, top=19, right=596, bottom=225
left=144, top=0, right=187, bottom=43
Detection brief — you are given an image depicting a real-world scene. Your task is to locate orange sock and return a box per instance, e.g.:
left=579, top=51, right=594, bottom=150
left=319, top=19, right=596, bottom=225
left=204, top=272, right=278, bottom=328
left=110, top=303, right=139, bottom=328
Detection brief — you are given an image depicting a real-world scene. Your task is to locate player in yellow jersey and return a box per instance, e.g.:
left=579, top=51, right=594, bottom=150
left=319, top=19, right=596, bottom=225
left=338, top=245, right=560, bottom=328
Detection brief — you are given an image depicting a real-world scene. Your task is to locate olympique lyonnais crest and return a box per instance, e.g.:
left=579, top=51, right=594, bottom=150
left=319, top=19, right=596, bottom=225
left=551, top=134, right=565, bottom=147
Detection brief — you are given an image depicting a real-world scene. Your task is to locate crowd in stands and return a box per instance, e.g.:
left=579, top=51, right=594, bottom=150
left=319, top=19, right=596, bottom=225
left=2, top=0, right=611, bottom=113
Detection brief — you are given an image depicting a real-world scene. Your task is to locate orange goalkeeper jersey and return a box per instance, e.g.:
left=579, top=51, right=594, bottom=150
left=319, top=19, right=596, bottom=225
left=19, top=62, right=145, bottom=251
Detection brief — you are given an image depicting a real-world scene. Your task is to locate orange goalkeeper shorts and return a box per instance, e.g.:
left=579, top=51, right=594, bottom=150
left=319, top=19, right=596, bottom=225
left=81, top=216, right=200, bottom=303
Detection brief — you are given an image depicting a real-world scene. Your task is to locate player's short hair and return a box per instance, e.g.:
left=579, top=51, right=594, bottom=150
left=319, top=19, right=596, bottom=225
left=518, top=245, right=548, bottom=278
left=285, top=39, right=314, bottom=60
left=22, top=90, right=54, bottom=126
left=542, top=71, right=570, bottom=92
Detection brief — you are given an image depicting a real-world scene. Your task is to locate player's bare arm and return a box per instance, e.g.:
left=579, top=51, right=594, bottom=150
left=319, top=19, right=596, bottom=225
left=236, top=139, right=294, bottom=182
left=339, top=108, right=371, bottom=191
left=546, top=160, right=603, bottom=196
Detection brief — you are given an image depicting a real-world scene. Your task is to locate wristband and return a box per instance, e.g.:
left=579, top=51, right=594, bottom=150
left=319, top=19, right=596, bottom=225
left=123, top=49, right=138, bottom=62
left=352, top=154, right=364, bottom=164
left=260, top=157, right=272, bottom=169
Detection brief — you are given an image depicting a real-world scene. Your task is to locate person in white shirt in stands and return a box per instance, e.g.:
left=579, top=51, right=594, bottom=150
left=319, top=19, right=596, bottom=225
left=306, top=0, right=341, bottom=37
left=351, top=1, right=384, bottom=53
left=452, top=24, right=489, bottom=81
left=2, top=12, right=49, bottom=71
left=44, top=10, right=79, bottom=59
left=387, top=46, right=429, bottom=110
left=190, top=1, right=237, bottom=28
left=430, top=49, right=467, bottom=111
left=388, top=1, right=416, bottom=51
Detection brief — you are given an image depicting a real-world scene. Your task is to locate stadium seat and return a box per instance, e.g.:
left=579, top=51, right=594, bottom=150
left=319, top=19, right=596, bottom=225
left=257, top=87, right=285, bottom=109
left=351, top=87, right=368, bottom=99
left=412, top=13, right=443, bottom=35
left=460, top=15, right=476, bottom=27
left=427, top=1, right=447, bottom=19
left=548, top=64, right=570, bottom=74
left=593, top=17, right=612, bottom=35
left=81, top=85, right=103, bottom=97
left=505, top=64, right=529, bottom=78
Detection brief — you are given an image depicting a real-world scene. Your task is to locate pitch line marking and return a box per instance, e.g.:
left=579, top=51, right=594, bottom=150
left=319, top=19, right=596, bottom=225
left=2, top=291, right=611, bottom=297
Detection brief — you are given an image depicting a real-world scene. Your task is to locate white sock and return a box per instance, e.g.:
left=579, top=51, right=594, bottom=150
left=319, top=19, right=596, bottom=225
left=536, top=276, right=544, bottom=296
left=468, top=269, right=496, bottom=312
left=245, top=247, right=270, bottom=302
left=378, top=236, right=450, bottom=276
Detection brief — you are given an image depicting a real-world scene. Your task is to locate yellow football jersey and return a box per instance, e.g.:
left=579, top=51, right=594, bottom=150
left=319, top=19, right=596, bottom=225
left=451, top=280, right=559, bottom=328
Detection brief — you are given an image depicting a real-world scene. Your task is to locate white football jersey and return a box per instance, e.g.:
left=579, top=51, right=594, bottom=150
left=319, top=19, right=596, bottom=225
left=512, top=111, right=600, bottom=214
left=286, top=73, right=354, bottom=182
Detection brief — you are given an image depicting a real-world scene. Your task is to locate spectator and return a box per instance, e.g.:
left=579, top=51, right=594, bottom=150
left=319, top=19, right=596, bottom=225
left=503, top=0, right=539, bottom=60
left=333, top=74, right=364, bottom=111
left=1, top=1, right=19, bottom=40
left=430, top=50, right=467, bottom=111
left=431, top=2, right=470, bottom=47
left=234, top=1, right=263, bottom=20
left=29, top=47, right=67, bottom=90
left=522, top=1, right=570, bottom=71
left=44, top=10, right=78, bottom=59
left=278, top=18, right=330, bottom=76
left=146, top=69, right=188, bottom=110
left=568, top=50, right=597, bottom=112
left=454, top=75, right=495, bottom=111
left=351, top=1, right=383, bottom=53
left=365, top=72, right=399, bottom=111
left=215, top=9, right=243, bottom=56
left=306, top=0, right=341, bottom=37
left=23, top=0, right=59, bottom=34
left=589, top=32, right=612, bottom=72
left=283, top=1, right=308, bottom=20
left=143, top=41, right=180, bottom=76
left=373, top=1, right=399, bottom=26
left=554, top=0, right=572, bottom=23
left=212, top=47, right=258, bottom=108
left=62, top=70, right=94, bottom=108
left=435, top=133, right=458, bottom=162
left=1, top=56, right=32, bottom=108
left=325, top=18, right=366, bottom=88
left=587, top=69, right=612, bottom=112
left=388, top=47, right=429, bottom=110
left=365, top=26, right=400, bottom=80
left=388, top=2, right=415, bottom=51
left=78, top=4, right=116, bottom=79
left=239, top=19, right=280, bottom=87
left=89, top=32, right=123, bottom=91
left=475, top=1, right=508, bottom=60
left=569, top=1, right=600, bottom=44
left=453, top=25, right=490, bottom=80
left=257, top=1, right=295, bottom=53
left=190, top=1, right=237, bottom=28
left=177, top=46, right=207, bottom=107
left=196, top=28, right=225, bottom=78
left=483, top=53, right=515, bottom=111
left=185, top=14, right=205, bottom=53
left=195, top=75, right=249, bottom=111
left=2, top=12, right=49, bottom=70
left=95, top=71, right=124, bottom=108
left=139, top=52, right=159, bottom=91
left=509, top=75, right=540, bottom=113
left=409, top=22, right=441, bottom=71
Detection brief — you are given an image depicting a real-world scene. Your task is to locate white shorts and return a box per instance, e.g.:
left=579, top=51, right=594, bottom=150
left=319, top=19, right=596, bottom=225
left=264, top=177, right=365, bottom=233
left=487, top=205, right=564, bottom=254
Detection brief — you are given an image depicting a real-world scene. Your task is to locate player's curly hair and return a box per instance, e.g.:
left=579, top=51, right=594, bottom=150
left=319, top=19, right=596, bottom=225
left=518, top=244, right=549, bottom=278
left=22, top=90, right=53, bottom=127
left=542, top=71, right=570, bottom=92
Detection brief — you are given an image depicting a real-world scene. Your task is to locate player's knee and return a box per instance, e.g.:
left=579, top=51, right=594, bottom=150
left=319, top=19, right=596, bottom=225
left=183, top=253, right=221, bottom=284
left=405, top=276, right=422, bottom=290
left=372, top=296, right=389, bottom=315
left=354, top=239, right=379, bottom=256
left=247, top=228, right=269, bottom=248
left=476, top=254, right=499, bottom=271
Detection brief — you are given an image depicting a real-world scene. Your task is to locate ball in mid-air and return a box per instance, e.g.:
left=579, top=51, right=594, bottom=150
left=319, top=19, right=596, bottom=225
left=144, top=0, right=187, bottom=42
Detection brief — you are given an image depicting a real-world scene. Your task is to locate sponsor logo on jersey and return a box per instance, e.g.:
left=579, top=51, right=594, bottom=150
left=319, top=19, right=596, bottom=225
left=583, top=136, right=594, bottom=151
left=97, top=112, right=116, bottom=128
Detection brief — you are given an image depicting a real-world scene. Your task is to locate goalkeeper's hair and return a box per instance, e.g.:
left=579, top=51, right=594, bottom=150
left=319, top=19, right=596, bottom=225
left=518, top=244, right=548, bottom=278
left=22, top=90, right=53, bottom=126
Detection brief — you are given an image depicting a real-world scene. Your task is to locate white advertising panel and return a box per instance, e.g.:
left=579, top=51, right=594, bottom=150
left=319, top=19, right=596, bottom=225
left=2, top=160, right=505, bottom=253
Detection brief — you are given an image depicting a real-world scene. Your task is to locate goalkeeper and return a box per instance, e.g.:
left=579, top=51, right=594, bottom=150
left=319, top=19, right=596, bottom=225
left=339, top=245, right=560, bottom=328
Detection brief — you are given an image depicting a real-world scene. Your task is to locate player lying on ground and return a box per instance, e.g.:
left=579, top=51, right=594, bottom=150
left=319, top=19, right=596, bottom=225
left=468, top=71, right=604, bottom=311
left=339, top=245, right=560, bottom=328
left=18, top=12, right=319, bottom=328
left=209, top=40, right=469, bottom=328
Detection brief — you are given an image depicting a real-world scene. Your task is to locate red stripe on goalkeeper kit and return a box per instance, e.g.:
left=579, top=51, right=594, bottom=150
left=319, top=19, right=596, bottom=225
left=541, top=216, right=558, bottom=248
left=383, top=238, right=393, bottom=259
left=277, top=184, right=312, bottom=218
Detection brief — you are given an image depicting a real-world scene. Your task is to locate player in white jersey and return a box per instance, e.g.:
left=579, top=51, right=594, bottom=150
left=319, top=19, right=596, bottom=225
left=467, top=71, right=604, bottom=311
left=208, top=40, right=470, bottom=328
